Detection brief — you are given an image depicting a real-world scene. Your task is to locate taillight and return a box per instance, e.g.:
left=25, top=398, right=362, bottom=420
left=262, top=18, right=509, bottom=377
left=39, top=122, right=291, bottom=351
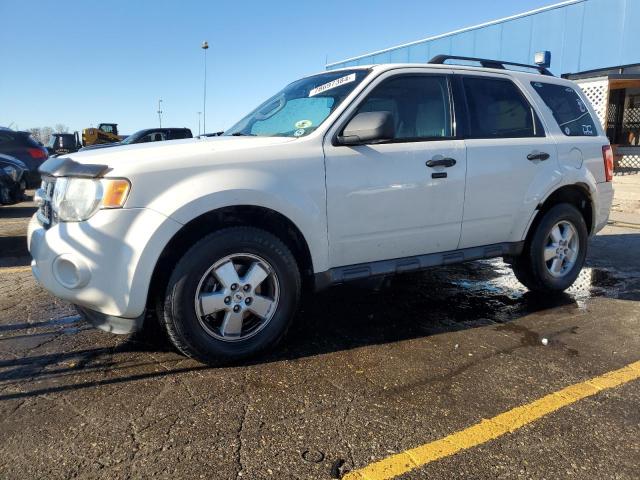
left=602, top=145, right=614, bottom=182
left=27, top=147, right=47, bottom=160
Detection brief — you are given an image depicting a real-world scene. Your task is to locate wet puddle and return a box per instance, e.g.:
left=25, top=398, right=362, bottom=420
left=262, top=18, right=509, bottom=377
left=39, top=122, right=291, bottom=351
left=400, top=259, right=626, bottom=328
left=311, top=259, right=627, bottom=341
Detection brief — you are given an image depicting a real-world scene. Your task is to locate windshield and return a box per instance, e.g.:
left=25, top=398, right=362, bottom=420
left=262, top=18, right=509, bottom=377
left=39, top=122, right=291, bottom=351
left=224, top=69, right=370, bottom=138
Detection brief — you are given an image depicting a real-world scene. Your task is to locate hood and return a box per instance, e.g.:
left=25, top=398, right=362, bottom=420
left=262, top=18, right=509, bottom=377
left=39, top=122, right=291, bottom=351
left=62, top=135, right=298, bottom=176
left=79, top=142, right=121, bottom=151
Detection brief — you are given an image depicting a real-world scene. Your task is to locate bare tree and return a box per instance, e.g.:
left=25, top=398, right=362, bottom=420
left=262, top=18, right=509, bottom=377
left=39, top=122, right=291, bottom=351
left=41, top=126, right=53, bottom=145
left=27, top=127, right=43, bottom=143
left=26, top=126, right=62, bottom=145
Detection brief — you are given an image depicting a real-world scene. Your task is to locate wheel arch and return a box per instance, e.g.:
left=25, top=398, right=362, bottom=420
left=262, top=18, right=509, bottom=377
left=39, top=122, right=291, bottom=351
left=526, top=183, right=595, bottom=244
left=147, top=205, right=316, bottom=313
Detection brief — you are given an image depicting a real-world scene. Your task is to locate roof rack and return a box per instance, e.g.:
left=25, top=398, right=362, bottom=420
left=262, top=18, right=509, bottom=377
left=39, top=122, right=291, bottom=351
left=429, top=55, right=553, bottom=76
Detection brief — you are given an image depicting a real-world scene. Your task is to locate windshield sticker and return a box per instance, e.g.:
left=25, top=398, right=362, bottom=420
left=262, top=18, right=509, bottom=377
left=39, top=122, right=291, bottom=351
left=565, top=127, right=571, bottom=135
left=576, top=98, right=587, bottom=113
left=309, top=73, right=356, bottom=97
left=294, top=129, right=306, bottom=137
left=295, top=120, right=313, bottom=129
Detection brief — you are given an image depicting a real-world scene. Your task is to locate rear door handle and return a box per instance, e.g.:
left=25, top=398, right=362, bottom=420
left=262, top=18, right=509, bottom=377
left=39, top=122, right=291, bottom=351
left=527, top=152, right=550, bottom=161
left=426, top=157, right=456, bottom=168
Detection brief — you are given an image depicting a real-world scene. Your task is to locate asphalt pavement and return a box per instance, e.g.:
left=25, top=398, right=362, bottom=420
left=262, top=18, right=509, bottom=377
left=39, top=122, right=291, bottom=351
left=1, top=194, right=639, bottom=479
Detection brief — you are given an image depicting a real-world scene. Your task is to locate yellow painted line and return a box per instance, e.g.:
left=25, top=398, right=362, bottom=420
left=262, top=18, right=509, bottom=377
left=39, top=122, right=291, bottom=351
left=345, top=360, right=640, bottom=480
left=0, top=265, right=31, bottom=274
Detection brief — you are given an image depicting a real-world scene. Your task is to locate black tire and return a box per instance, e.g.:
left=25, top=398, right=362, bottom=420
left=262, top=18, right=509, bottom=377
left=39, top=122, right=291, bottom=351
left=512, top=203, right=588, bottom=292
left=162, top=226, right=301, bottom=365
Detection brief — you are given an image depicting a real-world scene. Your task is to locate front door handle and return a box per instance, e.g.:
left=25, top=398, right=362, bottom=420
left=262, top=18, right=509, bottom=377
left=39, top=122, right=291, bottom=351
left=527, top=152, right=550, bottom=161
left=426, top=157, right=456, bottom=168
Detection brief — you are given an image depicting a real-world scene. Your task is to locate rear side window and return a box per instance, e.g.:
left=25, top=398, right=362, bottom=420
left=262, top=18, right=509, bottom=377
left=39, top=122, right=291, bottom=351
left=170, top=129, right=191, bottom=139
left=0, top=132, right=14, bottom=145
left=531, top=82, right=598, bottom=136
left=463, top=77, right=544, bottom=138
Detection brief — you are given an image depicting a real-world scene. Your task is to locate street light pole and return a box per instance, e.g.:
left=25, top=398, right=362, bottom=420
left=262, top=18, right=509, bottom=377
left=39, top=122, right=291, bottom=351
left=201, top=41, right=209, bottom=135
left=198, top=111, right=202, bottom=136
left=157, top=99, right=163, bottom=127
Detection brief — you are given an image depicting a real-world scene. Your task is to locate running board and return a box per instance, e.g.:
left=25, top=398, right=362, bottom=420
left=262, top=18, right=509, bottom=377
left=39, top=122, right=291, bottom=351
left=314, top=242, right=524, bottom=291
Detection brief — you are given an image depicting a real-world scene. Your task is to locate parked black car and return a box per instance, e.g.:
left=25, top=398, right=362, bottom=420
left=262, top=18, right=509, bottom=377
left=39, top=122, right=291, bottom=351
left=0, top=128, right=48, bottom=188
left=0, top=154, right=27, bottom=205
left=79, top=127, right=193, bottom=151
left=47, top=132, right=82, bottom=156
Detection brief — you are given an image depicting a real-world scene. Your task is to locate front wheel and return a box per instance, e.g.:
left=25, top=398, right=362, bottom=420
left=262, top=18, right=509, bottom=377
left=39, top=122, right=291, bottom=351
left=162, top=227, right=301, bottom=365
left=512, top=203, right=588, bottom=292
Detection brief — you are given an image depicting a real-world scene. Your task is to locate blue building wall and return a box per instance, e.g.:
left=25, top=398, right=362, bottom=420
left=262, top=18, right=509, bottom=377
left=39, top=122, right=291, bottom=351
left=327, top=0, right=640, bottom=75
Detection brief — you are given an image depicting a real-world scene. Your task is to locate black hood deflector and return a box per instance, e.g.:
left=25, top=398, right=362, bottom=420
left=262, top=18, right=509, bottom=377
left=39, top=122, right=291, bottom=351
left=39, top=157, right=110, bottom=178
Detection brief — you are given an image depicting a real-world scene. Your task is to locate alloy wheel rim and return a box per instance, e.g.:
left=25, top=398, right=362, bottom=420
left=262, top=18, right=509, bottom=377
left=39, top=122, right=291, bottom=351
left=544, top=220, right=579, bottom=278
left=194, top=253, right=280, bottom=342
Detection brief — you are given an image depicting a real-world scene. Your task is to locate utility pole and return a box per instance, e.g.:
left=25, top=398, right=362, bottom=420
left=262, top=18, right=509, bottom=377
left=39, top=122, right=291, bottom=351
left=202, top=41, right=209, bottom=135
left=157, top=99, right=163, bottom=127
left=198, top=112, right=202, bottom=136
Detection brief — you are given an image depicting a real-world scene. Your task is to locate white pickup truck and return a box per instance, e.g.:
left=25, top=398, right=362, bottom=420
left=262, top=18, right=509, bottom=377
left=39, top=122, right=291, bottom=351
left=29, top=56, right=614, bottom=364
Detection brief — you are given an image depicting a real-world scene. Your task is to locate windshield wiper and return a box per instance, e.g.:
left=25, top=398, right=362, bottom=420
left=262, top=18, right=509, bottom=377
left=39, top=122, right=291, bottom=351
left=230, top=132, right=256, bottom=136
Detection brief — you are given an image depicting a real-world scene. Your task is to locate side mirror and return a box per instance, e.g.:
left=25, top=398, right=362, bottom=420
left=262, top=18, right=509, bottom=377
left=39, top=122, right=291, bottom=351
left=337, top=111, right=395, bottom=146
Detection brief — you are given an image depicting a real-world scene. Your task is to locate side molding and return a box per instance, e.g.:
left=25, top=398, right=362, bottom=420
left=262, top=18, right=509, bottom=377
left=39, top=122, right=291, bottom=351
left=315, top=242, right=524, bottom=290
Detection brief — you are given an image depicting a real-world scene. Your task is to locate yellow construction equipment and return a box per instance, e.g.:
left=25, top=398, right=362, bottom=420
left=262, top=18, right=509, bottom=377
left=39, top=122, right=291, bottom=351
left=82, top=123, right=120, bottom=146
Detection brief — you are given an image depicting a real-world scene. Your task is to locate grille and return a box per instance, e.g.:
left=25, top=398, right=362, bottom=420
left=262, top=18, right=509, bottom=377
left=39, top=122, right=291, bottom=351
left=36, top=177, right=56, bottom=229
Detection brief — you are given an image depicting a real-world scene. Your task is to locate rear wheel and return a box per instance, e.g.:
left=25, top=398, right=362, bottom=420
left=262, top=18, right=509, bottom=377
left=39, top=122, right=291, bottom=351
left=512, top=203, right=588, bottom=292
left=162, top=227, right=301, bottom=364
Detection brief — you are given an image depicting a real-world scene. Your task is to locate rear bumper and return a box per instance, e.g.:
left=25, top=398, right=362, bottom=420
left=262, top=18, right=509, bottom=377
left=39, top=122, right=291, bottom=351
left=594, top=181, right=614, bottom=234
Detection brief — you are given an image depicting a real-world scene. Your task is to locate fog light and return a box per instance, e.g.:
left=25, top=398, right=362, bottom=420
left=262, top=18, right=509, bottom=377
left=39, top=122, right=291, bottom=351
left=52, top=254, right=91, bottom=289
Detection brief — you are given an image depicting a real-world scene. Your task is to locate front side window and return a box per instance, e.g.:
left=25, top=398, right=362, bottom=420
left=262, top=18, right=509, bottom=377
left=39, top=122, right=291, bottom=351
left=463, top=77, right=543, bottom=138
left=353, top=75, right=452, bottom=141
left=225, top=70, right=370, bottom=138
left=531, top=82, right=598, bottom=136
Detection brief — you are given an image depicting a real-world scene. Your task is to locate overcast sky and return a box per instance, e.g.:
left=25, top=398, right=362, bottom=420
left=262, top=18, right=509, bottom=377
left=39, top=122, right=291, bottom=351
left=0, top=0, right=556, bottom=136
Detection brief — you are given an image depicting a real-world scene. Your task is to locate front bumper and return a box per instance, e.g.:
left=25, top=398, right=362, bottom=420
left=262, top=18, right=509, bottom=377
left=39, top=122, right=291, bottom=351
left=76, top=305, right=145, bottom=334
left=28, top=207, right=182, bottom=320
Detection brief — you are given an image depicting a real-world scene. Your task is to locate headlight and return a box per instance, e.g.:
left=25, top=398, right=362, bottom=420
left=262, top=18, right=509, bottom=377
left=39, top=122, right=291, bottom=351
left=52, top=177, right=131, bottom=222
left=2, top=165, right=18, bottom=181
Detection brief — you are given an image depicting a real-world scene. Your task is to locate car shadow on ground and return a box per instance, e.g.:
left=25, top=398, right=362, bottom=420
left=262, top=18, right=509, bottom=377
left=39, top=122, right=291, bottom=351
left=0, top=205, right=36, bottom=219
left=0, top=237, right=30, bottom=261
left=0, top=233, right=638, bottom=401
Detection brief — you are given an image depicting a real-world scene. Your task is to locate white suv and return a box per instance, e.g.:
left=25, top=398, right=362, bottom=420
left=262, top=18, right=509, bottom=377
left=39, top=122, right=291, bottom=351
left=28, top=57, right=614, bottom=364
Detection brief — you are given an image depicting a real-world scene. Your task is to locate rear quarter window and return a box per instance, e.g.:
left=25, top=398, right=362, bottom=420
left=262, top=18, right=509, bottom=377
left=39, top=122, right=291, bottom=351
left=15, top=132, right=41, bottom=147
left=531, top=82, right=598, bottom=136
